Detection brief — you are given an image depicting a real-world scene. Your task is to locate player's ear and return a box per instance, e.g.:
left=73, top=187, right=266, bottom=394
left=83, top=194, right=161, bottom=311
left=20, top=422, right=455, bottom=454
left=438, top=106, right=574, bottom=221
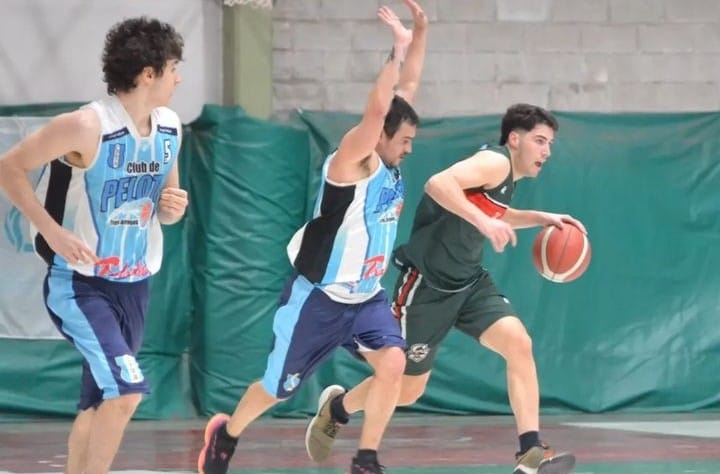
left=140, top=66, right=155, bottom=83
left=508, top=130, right=520, bottom=148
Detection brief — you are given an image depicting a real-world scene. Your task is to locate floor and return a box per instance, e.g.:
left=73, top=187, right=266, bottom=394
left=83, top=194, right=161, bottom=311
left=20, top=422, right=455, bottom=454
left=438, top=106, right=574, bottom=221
left=1, top=413, right=719, bottom=473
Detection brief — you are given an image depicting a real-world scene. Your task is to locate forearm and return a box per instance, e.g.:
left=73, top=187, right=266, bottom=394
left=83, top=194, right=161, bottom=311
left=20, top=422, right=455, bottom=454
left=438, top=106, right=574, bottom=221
left=425, top=174, right=488, bottom=229
left=502, top=208, right=546, bottom=229
left=0, top=163, right=58, bottom=235
left=365, top=44, right=407, bottom=117
left=398, top=26, right=426, bottom=100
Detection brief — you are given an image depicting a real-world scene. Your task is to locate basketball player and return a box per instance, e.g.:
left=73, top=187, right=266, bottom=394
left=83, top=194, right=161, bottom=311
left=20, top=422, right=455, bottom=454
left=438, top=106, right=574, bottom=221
left=307, top=104, right=585, bottom=474
left=197, top=2, right=427, bottom=474
left=0, top=18, right=186, bottom=473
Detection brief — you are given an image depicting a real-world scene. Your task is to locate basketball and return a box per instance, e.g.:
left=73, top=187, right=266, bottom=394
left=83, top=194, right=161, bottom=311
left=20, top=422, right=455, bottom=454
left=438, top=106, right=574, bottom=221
left=532, top=223, right=591, bottom=283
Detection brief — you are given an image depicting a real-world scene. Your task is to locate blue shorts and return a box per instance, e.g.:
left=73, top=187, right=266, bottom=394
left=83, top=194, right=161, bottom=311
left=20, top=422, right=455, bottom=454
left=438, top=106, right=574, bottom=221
left=43, top=267, right=150, bottom=410
left=262, top=274, right=406, bottom=399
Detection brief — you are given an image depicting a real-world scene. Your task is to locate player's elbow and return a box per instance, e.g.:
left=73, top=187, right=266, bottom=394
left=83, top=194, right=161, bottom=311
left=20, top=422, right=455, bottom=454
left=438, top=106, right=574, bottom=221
left=424, top=173, right=444, bottom=197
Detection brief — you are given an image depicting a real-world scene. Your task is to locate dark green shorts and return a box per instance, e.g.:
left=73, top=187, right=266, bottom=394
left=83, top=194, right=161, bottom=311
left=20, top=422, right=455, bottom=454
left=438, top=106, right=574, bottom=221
left=391, top=266, right=516, bottom=376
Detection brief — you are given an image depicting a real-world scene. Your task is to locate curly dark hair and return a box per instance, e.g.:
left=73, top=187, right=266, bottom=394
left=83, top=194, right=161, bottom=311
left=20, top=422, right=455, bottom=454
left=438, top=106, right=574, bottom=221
left=499, top=103, right=558, bottom=145
left=102, top=17, right=184, bottom=95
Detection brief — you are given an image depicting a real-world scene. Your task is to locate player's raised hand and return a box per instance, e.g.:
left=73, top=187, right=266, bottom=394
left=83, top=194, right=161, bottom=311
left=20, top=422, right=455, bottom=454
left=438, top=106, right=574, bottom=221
left=401, top=0, right=428, bottom=31
left=378, top=5, right=412, bottom=51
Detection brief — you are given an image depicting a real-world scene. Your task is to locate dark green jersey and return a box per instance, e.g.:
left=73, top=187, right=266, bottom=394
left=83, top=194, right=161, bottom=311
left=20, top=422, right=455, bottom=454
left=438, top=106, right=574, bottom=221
left=394, top=146, right=515, bottom=291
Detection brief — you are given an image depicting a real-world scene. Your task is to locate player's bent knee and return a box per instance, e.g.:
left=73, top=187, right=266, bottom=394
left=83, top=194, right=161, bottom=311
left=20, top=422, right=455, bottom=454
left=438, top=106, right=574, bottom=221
left=483, top=316, right=535, bottom=362
left=104, top=392, right=142, bottom=417
left=373, top=346, right=406, bottom=380
left=504, top=330, right=533, bottom=362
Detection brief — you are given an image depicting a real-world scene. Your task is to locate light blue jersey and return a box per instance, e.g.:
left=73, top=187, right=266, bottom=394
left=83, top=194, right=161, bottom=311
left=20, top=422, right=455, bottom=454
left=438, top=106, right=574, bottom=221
left=287, top=153, right=404, bottom=303
left=33, top=96, right=181, bottom=282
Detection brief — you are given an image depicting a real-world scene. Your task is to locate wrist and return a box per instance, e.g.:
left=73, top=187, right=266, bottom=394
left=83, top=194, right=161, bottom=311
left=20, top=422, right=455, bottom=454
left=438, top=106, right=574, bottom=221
left=392, top=42, right=408, bottom=63
left=35, top=212, right=61, bottom=238
left=536, top=211, right=551, bottom=226
left=472, top=211, right=490, bottom=230
left=158, top=209, right=183, bottom=225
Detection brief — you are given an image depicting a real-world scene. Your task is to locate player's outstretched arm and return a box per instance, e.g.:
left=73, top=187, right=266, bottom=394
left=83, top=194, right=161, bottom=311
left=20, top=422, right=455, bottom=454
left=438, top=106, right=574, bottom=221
left=502, top=208, right=548, bottom=229
left=503, top=208, right=587, bottom=232
left=396, top=0, right=428, bottom=105
left=329, top=6, right=412, bottom=181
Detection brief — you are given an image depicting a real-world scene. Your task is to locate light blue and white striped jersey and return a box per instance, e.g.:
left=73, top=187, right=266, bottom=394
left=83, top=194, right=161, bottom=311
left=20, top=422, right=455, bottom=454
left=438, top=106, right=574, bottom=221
left=287, top=152, right=404, bottom=303
left=33, top=96, right=181, bottom=282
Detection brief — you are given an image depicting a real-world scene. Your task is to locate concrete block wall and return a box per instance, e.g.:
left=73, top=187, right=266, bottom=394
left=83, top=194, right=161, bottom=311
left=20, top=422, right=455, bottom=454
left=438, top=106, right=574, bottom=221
left=271, top=0, right=720, bottom=116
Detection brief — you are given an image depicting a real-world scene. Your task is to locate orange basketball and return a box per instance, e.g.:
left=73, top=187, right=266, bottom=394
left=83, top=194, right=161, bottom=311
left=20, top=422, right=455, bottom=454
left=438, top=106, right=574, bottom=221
left=532, top=223, right=591, bottom=283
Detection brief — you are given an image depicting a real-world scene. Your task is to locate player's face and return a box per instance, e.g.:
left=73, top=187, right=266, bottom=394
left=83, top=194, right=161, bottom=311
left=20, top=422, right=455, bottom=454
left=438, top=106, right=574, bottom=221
left=517, top=124, right=554, bottom=178
left=378, top=121, right=416, bottom=168
left=149, top=59, right=182, bottom=107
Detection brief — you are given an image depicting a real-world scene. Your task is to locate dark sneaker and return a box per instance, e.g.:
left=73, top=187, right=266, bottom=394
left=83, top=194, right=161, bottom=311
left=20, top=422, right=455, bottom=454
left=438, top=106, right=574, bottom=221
left=349, top=457, right=386, bottom=474
left=305, top=384, right=346, bottom=462
left=197, top=413, right=236, bottom=474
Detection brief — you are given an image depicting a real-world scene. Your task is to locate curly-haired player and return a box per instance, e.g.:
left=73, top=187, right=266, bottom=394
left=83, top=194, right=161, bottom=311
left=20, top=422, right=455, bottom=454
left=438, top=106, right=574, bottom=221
left=0, top=17, right=186, bottom=473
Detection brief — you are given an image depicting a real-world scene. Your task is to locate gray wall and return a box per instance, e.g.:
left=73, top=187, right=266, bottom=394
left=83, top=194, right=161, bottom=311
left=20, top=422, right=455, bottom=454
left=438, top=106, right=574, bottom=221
left=2, top=0, right=719, bottom=120
left=0, top=0, right=223, bottom=122
left=272, top=0, right=720, bottom=116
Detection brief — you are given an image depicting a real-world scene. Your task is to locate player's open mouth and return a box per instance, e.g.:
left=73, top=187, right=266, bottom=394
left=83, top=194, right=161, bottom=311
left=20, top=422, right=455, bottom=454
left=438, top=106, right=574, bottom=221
left=535, top=161, right=543, bottom=168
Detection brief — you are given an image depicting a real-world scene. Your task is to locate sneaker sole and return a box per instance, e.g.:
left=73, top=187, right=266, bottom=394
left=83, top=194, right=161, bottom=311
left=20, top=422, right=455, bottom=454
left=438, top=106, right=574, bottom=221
left=538, top=452, right=576, bottom=474
left=197, top=413, right=231, bottom=474
left=305, top=384, right=345, bottom=462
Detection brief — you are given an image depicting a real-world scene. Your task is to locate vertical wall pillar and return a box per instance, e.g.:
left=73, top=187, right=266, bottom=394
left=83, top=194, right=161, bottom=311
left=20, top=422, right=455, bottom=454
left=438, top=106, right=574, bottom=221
left=222, top=4, right=273, bottom=119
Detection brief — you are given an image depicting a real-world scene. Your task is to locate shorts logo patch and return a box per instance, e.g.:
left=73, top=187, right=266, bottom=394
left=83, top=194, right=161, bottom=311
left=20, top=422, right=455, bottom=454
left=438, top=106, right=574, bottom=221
left=283, top=373, right=301, bottom=393
left=115, top=354, right=144, bottom=384
left=407, top=343, right=430, bottom=363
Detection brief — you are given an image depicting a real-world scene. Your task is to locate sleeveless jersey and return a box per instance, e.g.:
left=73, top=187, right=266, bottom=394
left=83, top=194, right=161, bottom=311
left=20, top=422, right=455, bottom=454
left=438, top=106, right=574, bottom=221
left=287, top=152, right=404, bottom=303
left=395, top=146, right=514, bottom=291
left=33, top=96, right=181, bottom=282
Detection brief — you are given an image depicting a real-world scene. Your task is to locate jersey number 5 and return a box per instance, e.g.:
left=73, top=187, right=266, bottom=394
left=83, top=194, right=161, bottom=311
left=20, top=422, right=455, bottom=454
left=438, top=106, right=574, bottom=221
left=163, top=139, right=172, bottom=164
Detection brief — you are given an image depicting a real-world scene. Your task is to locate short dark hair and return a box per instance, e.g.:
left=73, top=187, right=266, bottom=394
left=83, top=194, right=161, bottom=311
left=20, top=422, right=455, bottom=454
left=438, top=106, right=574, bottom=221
left=102, top=17, right=184, bottom=95
left=384, top=95, right=419, bottom=138
left=499, top=103, right=558, bottom=145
